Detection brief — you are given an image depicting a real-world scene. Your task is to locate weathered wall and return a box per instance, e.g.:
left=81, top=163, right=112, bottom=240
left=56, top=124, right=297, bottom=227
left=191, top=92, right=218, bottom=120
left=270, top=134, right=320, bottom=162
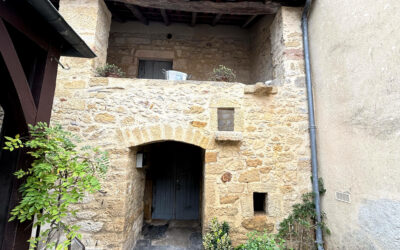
left=309, top=0, right=400, bottom=249
left=107, top=22, right=253, bottom=83
left=58, top=0, right=111, bottom=78
left=51, top=75, right=311, bottom=248
left=249, top=16, right=274, bottom=83
left=52, top=4, right=311, bottom=249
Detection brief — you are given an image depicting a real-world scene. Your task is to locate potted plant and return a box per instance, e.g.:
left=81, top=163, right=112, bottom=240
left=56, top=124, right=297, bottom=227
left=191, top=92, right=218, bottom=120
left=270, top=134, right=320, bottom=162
left=95, top=63, right=125, bottom=77
left=210, top=65, right=237, bottom=82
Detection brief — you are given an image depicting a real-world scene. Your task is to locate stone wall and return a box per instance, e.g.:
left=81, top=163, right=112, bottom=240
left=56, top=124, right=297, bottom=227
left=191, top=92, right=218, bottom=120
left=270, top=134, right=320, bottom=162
left=51, top=76, right=310, bottom=248
left=58, top=0, right=111, bottom=79
left=107, top=22, right=253, bottom=83
left=249, top=16, right=274, bottom=83
left=53, top=3, right=309, bottom=249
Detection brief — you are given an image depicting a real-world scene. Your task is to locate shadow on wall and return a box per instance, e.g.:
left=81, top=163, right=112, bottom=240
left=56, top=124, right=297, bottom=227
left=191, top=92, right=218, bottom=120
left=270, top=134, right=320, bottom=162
left=343, top=199, right=400, bottom=249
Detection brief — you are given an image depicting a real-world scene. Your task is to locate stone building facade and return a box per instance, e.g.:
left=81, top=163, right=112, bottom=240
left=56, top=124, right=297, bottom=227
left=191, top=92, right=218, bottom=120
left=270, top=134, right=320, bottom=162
left=52, top=1, right=310, bottom=249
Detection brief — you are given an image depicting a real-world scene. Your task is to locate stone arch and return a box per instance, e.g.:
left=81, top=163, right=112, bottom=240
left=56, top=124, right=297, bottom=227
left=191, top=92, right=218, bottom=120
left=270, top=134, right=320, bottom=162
left=122, top=125, right=213, bottom=248
left=125, top=124, right=215, bottom=150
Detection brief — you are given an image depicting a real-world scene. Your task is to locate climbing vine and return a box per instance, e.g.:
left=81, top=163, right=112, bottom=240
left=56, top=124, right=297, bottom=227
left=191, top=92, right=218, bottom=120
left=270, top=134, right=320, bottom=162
left=277, top=178, right=330, bottom=249
left=4, top=122, right=109, bottom=249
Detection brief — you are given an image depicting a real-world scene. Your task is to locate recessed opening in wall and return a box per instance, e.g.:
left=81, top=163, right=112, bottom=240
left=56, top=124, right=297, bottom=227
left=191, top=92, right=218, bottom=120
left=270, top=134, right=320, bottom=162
left=129, top=141, right=205, bottom=249
left=138, top=59, right=173, bottom=79
left=140, top=141, right=204, bottom=221
left=218, top=108, right=234, bottom=131
left=106, top=12, right=276, bottom=83
left=253, top=192, right=267, bottom=214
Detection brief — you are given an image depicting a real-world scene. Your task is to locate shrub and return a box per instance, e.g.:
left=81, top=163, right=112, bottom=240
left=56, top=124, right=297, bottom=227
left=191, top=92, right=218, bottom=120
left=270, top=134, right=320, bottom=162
left=277, top=178, right=330, bottom=249
left=95, top=63, right=125, bottom=77
left=210, top=65, right=237, bottom=82
left=235, top=231, right=286, bottom=250
left=3, top=122, right=109, bottom=249
left=203, top=218, right=233, bottom=250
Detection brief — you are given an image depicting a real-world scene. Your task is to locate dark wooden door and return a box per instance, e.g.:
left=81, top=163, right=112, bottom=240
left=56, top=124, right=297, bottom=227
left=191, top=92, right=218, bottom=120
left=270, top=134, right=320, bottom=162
left=152, top=142, right=201, bottom=220
left=138, top=60, right=172, bottom=79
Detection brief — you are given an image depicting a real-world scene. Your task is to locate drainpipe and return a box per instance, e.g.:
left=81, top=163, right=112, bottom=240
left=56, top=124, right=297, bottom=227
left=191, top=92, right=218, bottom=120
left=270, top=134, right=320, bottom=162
left=301, top=0, right=324, bottom=249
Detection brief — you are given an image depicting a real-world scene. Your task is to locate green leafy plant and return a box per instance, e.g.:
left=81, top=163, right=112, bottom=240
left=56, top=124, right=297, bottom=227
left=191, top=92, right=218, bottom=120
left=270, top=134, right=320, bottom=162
left=210, top=65, right=237, bottom=82
left=4, top=122, right=109, bottom=250
left=277, top=178, right=330, bottom=250
left=95, top=63, right=125, bottom=77
left=235, top=231, right=286, bottom=250
left=203, top=217, right=233, bottom=250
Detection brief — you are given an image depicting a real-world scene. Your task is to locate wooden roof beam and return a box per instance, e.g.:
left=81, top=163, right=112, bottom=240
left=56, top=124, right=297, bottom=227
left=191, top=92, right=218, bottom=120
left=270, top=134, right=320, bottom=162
left=241, top=15, right=258, bottom=28
left=191, top=12, right=197, bottom=27
left=112, top=0, right=279, bottom=15
left=160, top=9, right=170, bottom=26
left=125, top=4, right=148, bottom=25
left=212, top=13, right=222, bottom=26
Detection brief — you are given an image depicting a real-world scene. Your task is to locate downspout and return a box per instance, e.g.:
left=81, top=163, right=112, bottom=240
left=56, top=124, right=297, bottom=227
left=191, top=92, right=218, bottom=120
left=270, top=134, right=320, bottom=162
left=301, top=0, right=324, bottom=249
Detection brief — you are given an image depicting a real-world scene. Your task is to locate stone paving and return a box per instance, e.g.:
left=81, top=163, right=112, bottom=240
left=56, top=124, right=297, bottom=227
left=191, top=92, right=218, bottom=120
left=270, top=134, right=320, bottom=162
left=133, top=220, right=202, bottom=250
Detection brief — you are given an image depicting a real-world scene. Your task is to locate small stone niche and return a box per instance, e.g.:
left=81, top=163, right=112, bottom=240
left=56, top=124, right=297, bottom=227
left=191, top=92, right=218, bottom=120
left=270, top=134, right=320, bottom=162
left=253, top=192, right=268, bottom=214
left=217, top=108, right=234, bottom=131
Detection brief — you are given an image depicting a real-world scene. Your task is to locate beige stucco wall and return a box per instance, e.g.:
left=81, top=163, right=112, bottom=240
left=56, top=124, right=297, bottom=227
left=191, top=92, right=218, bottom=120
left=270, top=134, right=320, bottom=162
left=54, top=2, right=311, bottom=248
left=309, top=0, right=400, bottom=249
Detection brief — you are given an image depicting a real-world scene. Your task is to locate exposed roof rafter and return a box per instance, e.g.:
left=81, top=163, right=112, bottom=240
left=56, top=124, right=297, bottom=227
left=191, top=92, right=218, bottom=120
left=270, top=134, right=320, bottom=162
left=241, top=14, right=258, bottom=28
left=111, top=0, right=279, bottom=15
left=160, top=9, right=170, bottom=26
left=191, top=12, right=197, bottom=27
left=125, top=4, right=148, bottom=25
left=212, top=13, right=222, bottom=26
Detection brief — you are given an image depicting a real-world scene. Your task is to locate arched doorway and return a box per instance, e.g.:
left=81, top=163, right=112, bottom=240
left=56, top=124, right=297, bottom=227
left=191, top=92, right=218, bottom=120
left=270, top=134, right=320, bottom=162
left=141, top=141, right=204, bottom=221
left=135, top=141, right=204, bottom=249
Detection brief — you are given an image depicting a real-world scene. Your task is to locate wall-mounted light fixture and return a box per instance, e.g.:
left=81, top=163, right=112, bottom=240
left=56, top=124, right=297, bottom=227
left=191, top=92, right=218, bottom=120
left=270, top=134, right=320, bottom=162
left=136, top=152, right=145, bottom=168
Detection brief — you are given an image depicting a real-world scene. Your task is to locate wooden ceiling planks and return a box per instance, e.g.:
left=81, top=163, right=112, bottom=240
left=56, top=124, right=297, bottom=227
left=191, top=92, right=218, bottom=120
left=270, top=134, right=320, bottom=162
left=105, top=0, right=305, bottom=27
left=108, top=0, right=279, bottom=15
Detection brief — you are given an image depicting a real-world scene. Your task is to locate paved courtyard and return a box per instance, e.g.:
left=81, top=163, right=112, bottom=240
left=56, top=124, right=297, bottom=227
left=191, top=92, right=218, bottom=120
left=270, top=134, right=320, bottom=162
left=133, top=220, right=202, bottom=250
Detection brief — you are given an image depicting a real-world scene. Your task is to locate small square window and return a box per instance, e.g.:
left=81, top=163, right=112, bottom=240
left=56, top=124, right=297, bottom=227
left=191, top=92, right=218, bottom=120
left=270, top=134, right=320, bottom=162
left=253, top=192, right=267, bottom=214
left=218, top=108, right=234, bottom=131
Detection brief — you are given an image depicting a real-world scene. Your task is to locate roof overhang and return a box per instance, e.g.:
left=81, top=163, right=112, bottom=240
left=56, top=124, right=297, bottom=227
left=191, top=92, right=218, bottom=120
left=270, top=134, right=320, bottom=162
left=26, top=0, right=96, bottom=58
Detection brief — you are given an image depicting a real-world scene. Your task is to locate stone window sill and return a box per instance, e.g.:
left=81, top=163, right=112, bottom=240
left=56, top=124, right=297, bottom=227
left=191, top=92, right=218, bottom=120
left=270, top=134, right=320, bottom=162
left=215, top=131, right=243, bottom=142
left=244, top=82, right=278, bottom=96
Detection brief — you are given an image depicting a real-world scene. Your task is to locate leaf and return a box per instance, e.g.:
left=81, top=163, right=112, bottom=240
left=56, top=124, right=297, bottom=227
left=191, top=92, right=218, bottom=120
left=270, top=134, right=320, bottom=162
left=5, top=123, right=109, bottom=248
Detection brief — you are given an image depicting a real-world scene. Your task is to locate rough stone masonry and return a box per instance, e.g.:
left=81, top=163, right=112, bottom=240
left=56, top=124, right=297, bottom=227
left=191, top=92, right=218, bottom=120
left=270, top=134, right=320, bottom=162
left=52, top=0, right=310, bottom=249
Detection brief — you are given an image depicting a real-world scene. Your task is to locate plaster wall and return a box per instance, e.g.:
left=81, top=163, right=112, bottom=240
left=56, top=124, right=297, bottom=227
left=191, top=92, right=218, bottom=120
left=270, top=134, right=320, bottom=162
left=309, top=1, right=400, bottom=249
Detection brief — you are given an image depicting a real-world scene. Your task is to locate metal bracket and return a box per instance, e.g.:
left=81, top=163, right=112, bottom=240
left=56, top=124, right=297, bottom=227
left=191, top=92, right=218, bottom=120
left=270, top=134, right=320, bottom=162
left=51, top=56, right=70, bottom=70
